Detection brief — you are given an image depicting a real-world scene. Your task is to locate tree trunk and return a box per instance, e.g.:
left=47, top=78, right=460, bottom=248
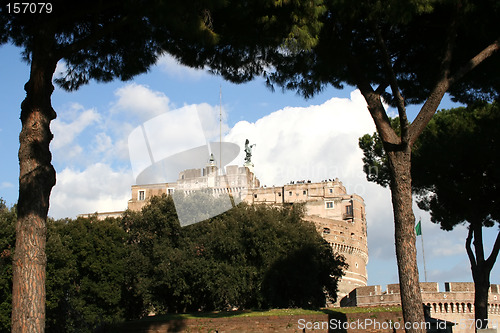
left=387, top=148, right=425, bottom=333
left=473, top=270, right=490, bottom=330
left=467, top=223, right=492, bottom=331
left=357, top=86, right=425, bottom=333
left=11, top=38, right=57, bottom=333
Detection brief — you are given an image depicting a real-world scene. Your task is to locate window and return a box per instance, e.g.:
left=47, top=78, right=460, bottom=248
left=289, top=191, right=292, bottom=196
left=278, top=192, right=281, bottom=197
left=326, top=201, right=334, bottom=209
left=323, top=228, right=331, bottom=234
left=254, top=194, right=258, bottom=198
left=329, top=188, right=333, bottom=193
left=138, top=190, right=145, bottom=201
left=303, top=190, right=307, bottom=195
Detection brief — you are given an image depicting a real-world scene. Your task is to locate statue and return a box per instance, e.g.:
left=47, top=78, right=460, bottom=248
left=244, top=139, right=255, bottom=166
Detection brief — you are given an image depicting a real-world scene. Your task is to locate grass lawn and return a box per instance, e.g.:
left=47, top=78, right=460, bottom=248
left=131, top=306, right=402, bottom=322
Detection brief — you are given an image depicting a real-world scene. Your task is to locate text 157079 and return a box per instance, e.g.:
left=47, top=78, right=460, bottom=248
left=5, top=3, right=52, bottom=14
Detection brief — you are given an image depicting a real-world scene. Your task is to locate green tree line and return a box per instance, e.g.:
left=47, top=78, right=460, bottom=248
left=0, top=195, right=345, bottom=333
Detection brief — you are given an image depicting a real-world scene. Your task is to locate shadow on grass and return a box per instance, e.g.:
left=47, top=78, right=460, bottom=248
left=106, top=307, right=401, bottom=332
left=106, top=310, right=254, bottom=333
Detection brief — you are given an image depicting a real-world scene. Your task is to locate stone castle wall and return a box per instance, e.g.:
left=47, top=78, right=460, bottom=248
left=343, top=282, right=500, bottom=332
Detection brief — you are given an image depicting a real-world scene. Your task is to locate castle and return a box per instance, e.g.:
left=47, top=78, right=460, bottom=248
left=125, top=157, right=368, bottom=303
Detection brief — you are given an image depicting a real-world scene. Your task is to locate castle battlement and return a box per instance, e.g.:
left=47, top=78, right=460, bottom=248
left=342, top=283, right=500, bottom=333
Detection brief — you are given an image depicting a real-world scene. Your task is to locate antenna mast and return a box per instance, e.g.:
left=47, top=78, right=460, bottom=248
left=219, top=85, right=222, bottom=175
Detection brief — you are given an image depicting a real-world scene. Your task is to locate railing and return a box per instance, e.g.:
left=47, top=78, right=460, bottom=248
left=343, top=212, right=354, bottom=220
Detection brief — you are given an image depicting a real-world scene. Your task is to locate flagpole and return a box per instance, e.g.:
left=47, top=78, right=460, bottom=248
left=219, top=85, right=222, bottom=175
left=419, top=218, right=428, bottom=283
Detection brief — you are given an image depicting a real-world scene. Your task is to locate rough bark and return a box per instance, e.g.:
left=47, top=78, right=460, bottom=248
left=386, top=148, right=425, bottom=333
left=474, top=274, right=490, bottom=331
left=11, top=34, right=58, bottom=333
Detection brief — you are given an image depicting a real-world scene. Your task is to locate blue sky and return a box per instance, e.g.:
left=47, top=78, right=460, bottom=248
left=1, top=42, right=498, bottom=290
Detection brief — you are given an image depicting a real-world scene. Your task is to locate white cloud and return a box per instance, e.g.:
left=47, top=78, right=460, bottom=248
left=156, top=53, right=208, bottom=81
left=93, top=132, right=113, bottom=154
left=111, top=83, right=172, bottom=121
left=427, top=261, right=472, bottom=283
left=50, top=85, right=231, bottom=218
left=427, top=225, right=468, bottom=257
left=54, top=60, right=67, bottom=80
left=49, top=163, right=133, bottom=219
left=51, top=104, right=101, bottom=150
left=225, top=90, right=374, bottom=186
left=1, top=181, right=14, bottom=189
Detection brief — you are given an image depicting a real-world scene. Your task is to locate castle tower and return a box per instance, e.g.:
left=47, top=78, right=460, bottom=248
left=303, top=182, right=368, bottom=303
left=248, top=178, right=368, bottom=304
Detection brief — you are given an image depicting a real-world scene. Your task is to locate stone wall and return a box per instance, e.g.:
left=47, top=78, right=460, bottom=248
left=343, top=283, right=500, bottom=333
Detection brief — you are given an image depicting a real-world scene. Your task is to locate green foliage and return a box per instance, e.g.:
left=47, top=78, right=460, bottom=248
left=0, top=0, right=327, bottom=91
left=260, top=0, right=500, bottom=103
left=120, top=195, right=183, bottom=318
left=0, top=195, right=345, bottom=331
left=45, top=216, right=128, bottom=333
left=412, top=102, right=500, bottom=230
left=0, top=200, right=16, bottom=333
left=359, top=102, right=500, bottom=230
left=262, top=242, right=344, bottom=308
left=163, top=0, right=326, bottom=83
left=0, top=0, right=222, bottom=90
left=123, top=195, right=346, bottom=313
left=358, top=118, right=402, bottom=187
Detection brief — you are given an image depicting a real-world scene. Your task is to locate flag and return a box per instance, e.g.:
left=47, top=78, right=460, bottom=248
left=415, top=220, right=422, bottom=236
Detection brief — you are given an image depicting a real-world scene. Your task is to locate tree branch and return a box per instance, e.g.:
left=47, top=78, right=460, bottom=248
left=485, top=229, right=500, bottom=272
left=407, top=6, right=459, bottom=147
left=408, top=36, right=500, bottom=147
left=347, top=58, right=400, bottom=147
left=466, top=226, right=477, bottom=271
left=449, top=38, right=500, bottom=86
left=474, top=222, right=485, bottom=264
left=375, top=83, right=388, bottom=95
left=373, top=25, right=409, bottom=144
